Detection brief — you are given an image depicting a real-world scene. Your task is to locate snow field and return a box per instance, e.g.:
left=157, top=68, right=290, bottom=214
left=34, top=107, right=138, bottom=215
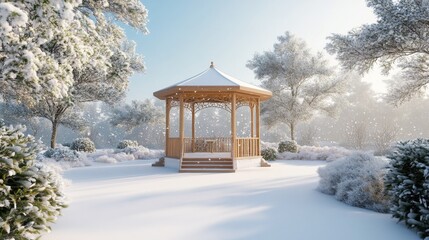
left=44, top=160, right=418, bottom=240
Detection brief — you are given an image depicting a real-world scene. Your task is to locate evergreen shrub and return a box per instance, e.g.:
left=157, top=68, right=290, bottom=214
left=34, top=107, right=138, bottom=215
left=385, top=139, right=429, bottom=239
left=278, top=140, right=298, bottom=153
left=262, top=148, right=277, bottom=161
left=0, top=125, right=67, bottom=239
left=70, top=138, right=95, bottom=152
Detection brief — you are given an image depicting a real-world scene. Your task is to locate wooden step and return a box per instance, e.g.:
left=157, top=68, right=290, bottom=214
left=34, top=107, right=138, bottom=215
left=179, top=169, right=236, bottom=173
left=181, top=161, right=232, bottom=165
left=181, top=165, right=233, bottom=169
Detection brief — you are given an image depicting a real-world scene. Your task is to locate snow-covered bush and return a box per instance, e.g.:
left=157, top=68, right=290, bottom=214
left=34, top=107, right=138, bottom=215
left=42, top=147, right=90, bottom=168
left=114, top=146, right=164, bottom=160
left=43, top=147, right=57, bottom=158
left=94, top=155, right=118, bottom=164
left=317, top=152, right=389, bottom=212
left=70, top=138, right=96, bottom=152
left=277, top=145, right=352, bottom=161
left=278, top=140, right=298, bottom=153
left=385, top=139, right=429, bottom=239
left=117, top=140, right=139, bottom=149
left=0, top=125, right=67, bottom=239
left=261, top=148, right=277, bottom=161
left=88, top=150, right=135, bottom=164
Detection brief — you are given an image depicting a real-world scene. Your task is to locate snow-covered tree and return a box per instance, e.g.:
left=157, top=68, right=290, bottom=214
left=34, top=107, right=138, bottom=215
left=37, top=40, right=144, bottom=148
left=110, top=100, right=164, bottom=132
left=247, top=32, right=347, bottom=140
left=2, top=101, right=88, bottom=148
left=0, top=0, right=148, bottom=104
left=0, top=1, right=148, bottom=148
left=0, top=1, right=82, bottom=104
left=326, top=0, right=429, bottom=105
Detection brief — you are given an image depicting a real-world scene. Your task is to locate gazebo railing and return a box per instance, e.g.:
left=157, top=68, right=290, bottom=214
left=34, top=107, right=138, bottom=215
left=166, top=137, right=261, bottom=158
left=184, top=137, right=232, bottom=153
left=235, top=137, right=260, bottom=158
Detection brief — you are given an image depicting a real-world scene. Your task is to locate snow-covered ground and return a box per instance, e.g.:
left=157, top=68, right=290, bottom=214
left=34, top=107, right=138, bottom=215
left=44, top=160, right=418, bottom=240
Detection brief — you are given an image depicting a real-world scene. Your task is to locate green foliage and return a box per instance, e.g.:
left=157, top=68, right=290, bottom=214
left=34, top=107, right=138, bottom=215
left=385, top=139, right=429, bottom=239
left=70, top=138, right=96, bottom=152
left=117, top=140, right=139, bottom=149
left=262, top=148, right=277, bottom=161
left=278, top=140, right=299, bottom=153
left=0, top=125, right=67, bottom=239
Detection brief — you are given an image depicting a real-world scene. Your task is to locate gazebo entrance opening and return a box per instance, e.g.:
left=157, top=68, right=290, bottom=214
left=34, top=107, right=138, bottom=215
left=165, top=93, right=261, bottom=160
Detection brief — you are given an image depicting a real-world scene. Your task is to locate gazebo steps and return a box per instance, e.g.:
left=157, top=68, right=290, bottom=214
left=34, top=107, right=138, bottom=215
left=180, top=157, right=234, bottom=173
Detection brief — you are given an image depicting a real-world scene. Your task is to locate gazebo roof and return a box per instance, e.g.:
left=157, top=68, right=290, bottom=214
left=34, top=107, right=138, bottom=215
left=153, top=62, right=272, bottom=100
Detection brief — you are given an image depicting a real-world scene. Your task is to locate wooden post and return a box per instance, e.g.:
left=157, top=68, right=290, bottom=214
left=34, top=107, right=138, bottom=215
left=250, top=102, right=254, bottom=138
left=256, top=98, right=260, bottom=155
left=179, top=96, right=185, bottom=158
left=165, top=98, right=171, bottom=157
left=191, top=102, right=195, bottom=152
left=231, top=93, right=237, bottom=159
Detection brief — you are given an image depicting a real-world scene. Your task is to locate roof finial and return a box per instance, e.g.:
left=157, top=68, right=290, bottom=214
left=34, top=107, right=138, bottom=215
left=210, top=61, right=214, bottom=68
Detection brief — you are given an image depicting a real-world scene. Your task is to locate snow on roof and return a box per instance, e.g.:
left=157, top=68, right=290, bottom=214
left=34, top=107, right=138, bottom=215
left=174, top=63, right=266, bottom=91
left=153, top=62, right=272, bottom=100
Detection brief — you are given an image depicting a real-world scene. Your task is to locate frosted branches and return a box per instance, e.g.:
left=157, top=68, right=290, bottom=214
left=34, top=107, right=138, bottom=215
left=0, top=0, right=148, bottom=105
left=327, top=0, right=429, bottom=104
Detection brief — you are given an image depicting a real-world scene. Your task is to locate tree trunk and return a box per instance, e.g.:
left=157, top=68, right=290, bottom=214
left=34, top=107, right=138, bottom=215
left=290, top=123, right=295, bottom=141
left=51, top=121, right=58, bottom=148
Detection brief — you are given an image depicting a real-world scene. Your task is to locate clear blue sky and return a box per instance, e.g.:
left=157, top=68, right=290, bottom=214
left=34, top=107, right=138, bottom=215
left=124, top=0, right=377, bottom=101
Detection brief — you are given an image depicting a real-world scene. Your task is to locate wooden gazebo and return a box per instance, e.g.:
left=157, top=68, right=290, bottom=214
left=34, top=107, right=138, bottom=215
left=153, top=62, right=272, bottom=172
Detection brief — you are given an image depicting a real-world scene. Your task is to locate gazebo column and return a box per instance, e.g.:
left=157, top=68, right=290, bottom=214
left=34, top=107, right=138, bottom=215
left=179, top=96, right=185, bottom=158
left=250, top=102, right=254, bottom=137
left=165, top=98, right=171, bottom=157
left=231, top=93, right=237, bottom=159
left=256, top=98, right=261, bottom=156
left=191, top=102, right=195, bottom=152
